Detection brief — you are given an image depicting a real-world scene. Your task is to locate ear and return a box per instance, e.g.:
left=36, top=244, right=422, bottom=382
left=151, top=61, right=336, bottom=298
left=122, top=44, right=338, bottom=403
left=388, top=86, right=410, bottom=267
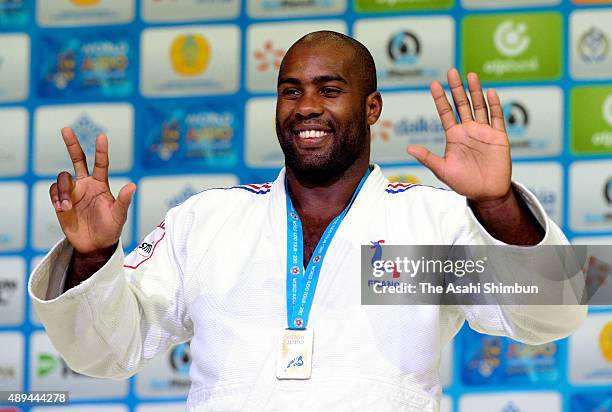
left=365, top=91, right=383, bottom=126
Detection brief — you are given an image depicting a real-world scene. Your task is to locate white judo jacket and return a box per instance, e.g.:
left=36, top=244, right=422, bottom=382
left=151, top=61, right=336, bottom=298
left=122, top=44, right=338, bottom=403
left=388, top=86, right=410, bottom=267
left=29, top=165, right=587, bottom=412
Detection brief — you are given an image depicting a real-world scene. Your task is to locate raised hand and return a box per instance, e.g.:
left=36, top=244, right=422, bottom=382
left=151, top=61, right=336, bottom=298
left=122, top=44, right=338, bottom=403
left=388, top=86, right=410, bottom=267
left=407, top=69, right=511, bottom=203
left=49, top=127, right=136, bottom=254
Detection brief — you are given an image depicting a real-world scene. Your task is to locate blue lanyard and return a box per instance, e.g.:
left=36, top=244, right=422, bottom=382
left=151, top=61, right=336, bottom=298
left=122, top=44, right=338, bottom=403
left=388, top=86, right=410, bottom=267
left=285, top=168, right=371, bottom=330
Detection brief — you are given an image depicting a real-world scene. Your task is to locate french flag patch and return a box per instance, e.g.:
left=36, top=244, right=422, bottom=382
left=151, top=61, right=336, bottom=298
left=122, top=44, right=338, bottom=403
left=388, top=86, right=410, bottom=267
left=124, top=220, right=166, bottom=269
left=234, top=183, right=271, bottom=195
left=385, top=182, right=419, bottom=194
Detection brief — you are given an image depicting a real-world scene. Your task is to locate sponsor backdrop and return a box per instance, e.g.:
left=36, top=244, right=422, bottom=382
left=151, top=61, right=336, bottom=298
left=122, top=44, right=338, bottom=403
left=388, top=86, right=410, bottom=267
left=1, top=0, right=612, bottom=411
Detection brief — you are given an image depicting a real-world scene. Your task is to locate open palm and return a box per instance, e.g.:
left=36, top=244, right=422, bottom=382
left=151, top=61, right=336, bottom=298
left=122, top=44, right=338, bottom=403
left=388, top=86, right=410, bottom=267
left=408, top=69, right=511, bottom=202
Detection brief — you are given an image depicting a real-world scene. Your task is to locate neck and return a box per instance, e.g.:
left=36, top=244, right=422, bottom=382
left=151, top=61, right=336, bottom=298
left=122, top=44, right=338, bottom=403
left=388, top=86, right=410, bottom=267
left=286, top=157, right=370, bottom=219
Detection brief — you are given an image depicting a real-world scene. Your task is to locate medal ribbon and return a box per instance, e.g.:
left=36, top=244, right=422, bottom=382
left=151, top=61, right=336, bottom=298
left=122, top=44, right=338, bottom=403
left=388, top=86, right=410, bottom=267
left=285, top=168, right=371, bottom=330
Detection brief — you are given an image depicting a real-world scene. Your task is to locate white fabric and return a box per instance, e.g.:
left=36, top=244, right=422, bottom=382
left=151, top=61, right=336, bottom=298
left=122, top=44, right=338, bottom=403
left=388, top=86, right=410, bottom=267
left=28, top=165, right=587, bottom=412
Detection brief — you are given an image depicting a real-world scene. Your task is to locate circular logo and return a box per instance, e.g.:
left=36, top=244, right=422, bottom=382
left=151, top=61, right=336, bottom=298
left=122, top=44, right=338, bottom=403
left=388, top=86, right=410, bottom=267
left=290, top=266, right=301, bottom=275
left=293, top=318, right=304, bottom=328
left=312, top=255, right=321, bottom=263
left=603, top=94, right=612, bottom=127
left=503, top=101, right=529, bottom=136
left=579, top=27, right=608, bottom=63
left=387, top=31, right=421, bottom=65
left=604, top=177, right=612, bottom=205
left=290, top=212, right=299, bottom=220
left=599, top=321, right=612, bottom=362
left=169, top=342, right=191, bottom=375
left=494, top=21, right=530, bottom=57
left=169, top=34, right=211, bottom=77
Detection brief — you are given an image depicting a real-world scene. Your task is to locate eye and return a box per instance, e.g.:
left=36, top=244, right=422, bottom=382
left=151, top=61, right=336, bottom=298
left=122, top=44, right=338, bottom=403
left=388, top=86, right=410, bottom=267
left=321, top=87, right=341, bottom=97
left=281, top=88, right=300, bottom=98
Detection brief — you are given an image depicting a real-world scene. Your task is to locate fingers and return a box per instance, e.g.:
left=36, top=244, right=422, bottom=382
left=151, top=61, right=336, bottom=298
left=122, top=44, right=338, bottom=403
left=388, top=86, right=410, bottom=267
left=111, top=183, right=136, bottom=225
left=467, top=73, right=489, bottom=125
left=407, top=145, right=445, bottom=181
left=92, top=134, right=110, bottom=182
left=61, top=127, right=89, bottom=179
left=447, top=68, right=474, bottom=123
left=49, top=182, right=61, bottom=212
left=430, top=80, right=457, bottom=131
left=487, top=88, right=507, bottom=133
left=54, top=171, right=74, bottom=211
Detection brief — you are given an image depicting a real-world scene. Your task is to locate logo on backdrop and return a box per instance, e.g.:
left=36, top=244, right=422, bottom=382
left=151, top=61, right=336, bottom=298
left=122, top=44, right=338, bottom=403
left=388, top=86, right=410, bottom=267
left=40, top=34, right=132, bottom=98
left=253, top=40, right=285, bottom=73
left=500, top=402, right=523, bottom=412
left=0, top=0, right=27, bottom=26
left=371, top=116, right=444, bottom=144
left=169, top=34, right=211, bottom=77
left=70, top=0, right=101, bottom=6
left=579, top=27, right=609, bottom=63
left=144, top=105, right=237, bottom=169
left=371, top=119, right=393, bottom=141
left=494, top=20, right=530, bottom=57
left=169, top=342, right=191, bottom=375
left=0, top=277, right=17, bottom=306
left=36, top=352, right=82, bottom=378
left=603, top=94, right=612, bottom=127
left=504, top=101, right=529, bottom=134
left=387, top=31, right=420, bottom=64
left=502, top=101, right=538, bottom=149
left=604, top=177, right=612, bottom=205
left=71, top=113, right=106, bottom=157
left=600, top=321, right=612, bottom=362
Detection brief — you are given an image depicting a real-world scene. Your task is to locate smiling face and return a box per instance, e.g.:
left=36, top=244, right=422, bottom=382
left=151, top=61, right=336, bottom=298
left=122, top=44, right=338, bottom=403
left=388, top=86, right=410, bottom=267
left=275, top=39, right=381, bottom=184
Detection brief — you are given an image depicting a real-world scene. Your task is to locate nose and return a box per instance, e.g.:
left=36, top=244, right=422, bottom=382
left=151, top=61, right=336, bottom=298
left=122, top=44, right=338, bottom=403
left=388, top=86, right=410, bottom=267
left=296, top=91, right=323, bottom=119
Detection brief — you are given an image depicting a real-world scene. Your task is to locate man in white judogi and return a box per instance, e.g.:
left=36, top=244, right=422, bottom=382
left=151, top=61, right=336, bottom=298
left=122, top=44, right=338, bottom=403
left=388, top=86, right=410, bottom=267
left=29, top=31, right=586, bottom=411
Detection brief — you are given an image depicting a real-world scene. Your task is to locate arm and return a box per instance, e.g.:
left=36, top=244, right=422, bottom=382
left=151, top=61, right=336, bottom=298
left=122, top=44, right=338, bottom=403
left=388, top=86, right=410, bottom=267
left=409, top=69, right=586, bottom=343
left=28, top=127, right=192, bottom=378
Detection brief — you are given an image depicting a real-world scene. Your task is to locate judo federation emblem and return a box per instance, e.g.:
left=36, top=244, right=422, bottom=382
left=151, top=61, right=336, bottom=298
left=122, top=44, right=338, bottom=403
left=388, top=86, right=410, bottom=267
left=370, top=239, right=385, bottom=267
left=312, top=255, right=321, bottom=264
left=293, top=318, right=303, bottom=328
left=370, top=239, right=400, bottom=278
left=290, top=266, right=301, bottom=275
left=290, top=212, right=299, bottom=220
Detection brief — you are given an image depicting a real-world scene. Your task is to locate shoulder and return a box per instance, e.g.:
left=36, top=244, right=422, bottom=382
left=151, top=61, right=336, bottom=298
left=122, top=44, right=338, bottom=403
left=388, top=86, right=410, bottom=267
left=384, top=181, right=465, bottom=206
left=166, top=181, right=272, bottom=226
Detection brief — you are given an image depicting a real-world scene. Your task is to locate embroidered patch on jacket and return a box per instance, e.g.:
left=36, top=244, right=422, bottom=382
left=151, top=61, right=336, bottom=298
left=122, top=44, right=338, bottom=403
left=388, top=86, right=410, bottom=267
left=123, top=220, right=166, bottom=269
left=233, top=183, right=271, bottom=194
left=385, top=182, right=420, bottom=194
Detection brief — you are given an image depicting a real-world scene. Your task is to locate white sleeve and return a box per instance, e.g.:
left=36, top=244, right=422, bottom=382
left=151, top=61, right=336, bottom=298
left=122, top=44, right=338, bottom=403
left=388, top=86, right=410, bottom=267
left=28, top=211, right=193, bottom=379
left=457, top=182, right=588, bottom=345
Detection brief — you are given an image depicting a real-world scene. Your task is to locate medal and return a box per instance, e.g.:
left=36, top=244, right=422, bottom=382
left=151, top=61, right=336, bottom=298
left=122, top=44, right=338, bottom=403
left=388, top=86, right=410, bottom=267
left=276, top=328, right=314, bottom=379
left=278, top=168, right=370, bottom=380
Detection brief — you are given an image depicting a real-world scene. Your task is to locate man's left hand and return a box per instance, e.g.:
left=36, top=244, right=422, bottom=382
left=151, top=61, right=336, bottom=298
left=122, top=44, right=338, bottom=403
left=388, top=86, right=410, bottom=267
left=408, top=68, right=511, bottom=203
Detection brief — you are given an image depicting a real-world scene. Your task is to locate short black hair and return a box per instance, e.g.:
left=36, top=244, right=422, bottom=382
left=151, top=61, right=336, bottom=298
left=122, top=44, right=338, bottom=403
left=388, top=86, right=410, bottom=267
left=285, top=30, right=378, bottom=96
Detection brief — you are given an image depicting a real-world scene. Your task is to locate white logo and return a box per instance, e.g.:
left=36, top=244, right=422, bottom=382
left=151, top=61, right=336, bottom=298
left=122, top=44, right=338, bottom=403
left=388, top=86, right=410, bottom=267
left=603, top=94, right=612, bottom=127
left=494, top=21, right=530, bottom=57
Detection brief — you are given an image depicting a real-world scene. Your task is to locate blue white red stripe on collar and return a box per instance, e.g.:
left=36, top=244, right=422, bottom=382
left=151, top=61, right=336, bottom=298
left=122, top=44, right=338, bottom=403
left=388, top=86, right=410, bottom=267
left=232, top=183, right=272, bottom=194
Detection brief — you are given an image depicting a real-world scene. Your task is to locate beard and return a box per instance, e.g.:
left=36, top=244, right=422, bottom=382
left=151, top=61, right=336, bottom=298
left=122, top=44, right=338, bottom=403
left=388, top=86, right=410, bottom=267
left=276, top=112, right=369, bottom=186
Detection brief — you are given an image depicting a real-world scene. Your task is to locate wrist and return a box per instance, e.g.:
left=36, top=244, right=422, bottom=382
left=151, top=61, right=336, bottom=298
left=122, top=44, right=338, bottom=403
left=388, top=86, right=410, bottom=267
left=468, top=186, right=515, bottom=213
left=65, top=242, right=118, bottom=291
left=73, top=242, right=118, bottom=262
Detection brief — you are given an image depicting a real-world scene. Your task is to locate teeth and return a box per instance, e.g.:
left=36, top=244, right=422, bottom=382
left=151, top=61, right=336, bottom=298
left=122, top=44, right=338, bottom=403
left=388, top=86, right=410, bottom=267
left=298, top=130, right=328, bottom=138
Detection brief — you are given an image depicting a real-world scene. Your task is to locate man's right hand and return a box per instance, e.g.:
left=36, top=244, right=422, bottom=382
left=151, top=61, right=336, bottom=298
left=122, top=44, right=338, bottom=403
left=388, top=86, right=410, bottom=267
left=49, top=127, right=136, bottom=254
